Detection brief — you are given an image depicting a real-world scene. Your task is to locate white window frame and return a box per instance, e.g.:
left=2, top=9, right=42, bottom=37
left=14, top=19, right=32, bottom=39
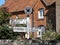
left=37, top=28, right=42, bottom=37
left=37, top=26, right=45, bottom=37
left=38, top=8, right=44, bottom=19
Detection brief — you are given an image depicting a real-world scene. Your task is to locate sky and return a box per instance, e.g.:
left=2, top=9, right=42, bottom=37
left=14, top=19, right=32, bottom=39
left=0, top=0, right=5, bottom=6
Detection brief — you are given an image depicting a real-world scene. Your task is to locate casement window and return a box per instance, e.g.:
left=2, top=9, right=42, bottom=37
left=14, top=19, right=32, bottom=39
left=37, top=26, right=45, bottom=37
left=38, top=8, right=44, bottom=19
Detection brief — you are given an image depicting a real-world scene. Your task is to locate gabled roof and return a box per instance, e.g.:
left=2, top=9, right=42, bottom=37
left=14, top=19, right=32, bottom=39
left=3, top=0, right=38, bottom=12
left=42, top=0, right=55, bottom=6
left=3, top=0, right=56, bottom=12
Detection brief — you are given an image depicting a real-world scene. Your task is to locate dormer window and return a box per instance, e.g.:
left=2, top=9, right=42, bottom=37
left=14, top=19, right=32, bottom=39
left=38, top=8, right=44, bottom=19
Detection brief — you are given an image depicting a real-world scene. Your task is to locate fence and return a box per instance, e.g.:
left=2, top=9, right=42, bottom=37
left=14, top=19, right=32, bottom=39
left=0, top=40, right=13, bottom=45
left=0, top=39, right=60, bottom=45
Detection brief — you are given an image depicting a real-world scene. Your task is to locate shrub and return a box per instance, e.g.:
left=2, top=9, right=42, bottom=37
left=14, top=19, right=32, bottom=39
left=55, top=33, right=60, bottom=41
left=42, top=30, right=58, bottom=40
left=0, top=25, right=20, bottom=40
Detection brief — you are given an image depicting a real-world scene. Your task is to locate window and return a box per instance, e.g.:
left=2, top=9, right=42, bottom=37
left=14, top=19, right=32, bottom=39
left=37, top=26, right=45, bottom=37
left=39, top=32, right=40, bottom=35
left=37, top=31, right=41, bottom=37
left=38, top=8, right=44, bottom=19
left=39, top=26, right=45, bottom=33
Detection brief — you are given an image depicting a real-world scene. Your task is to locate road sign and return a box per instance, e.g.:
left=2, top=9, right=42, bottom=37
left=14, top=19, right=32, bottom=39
left=29, top=27, right=38, bottom=32
left=24, top=6, right=32, bottom=15
left=10, top=18, right=27, bottom=24
left=13, top=27, right=27, bottom=32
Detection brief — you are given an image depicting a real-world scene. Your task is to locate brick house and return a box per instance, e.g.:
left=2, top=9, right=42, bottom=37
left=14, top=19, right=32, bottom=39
left=2, top=0, right=56, bottom=39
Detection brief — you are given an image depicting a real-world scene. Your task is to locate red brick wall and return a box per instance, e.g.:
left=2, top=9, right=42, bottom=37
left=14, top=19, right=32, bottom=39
left=4, top=0, right=56, bottom=38
left=10, top=0, right=47, bottom=27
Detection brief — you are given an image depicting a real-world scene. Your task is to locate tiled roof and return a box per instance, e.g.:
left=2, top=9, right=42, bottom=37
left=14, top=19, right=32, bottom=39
left=42, top=0, right=55, bottom=6
left=3, top=0, right=56, bottom=12
left=3, top=0, right=38, bottom=12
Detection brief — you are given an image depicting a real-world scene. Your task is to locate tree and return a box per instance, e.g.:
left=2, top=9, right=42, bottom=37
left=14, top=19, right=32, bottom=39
left=0, top=7, right=10, bottom=25
left=0, top=7, right=19, bottom=39
left=0, top=25, right=19, bottom=39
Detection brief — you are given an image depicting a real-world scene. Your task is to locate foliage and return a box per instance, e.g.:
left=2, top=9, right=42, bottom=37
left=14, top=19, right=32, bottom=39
left=30, top=33, right=34, bottom=39
left=0, top=8, right=20, bottom=40
left=0, top=8, right=27, bottom=40
left=55, top=33, right=60, bottom=41
left=0, top=8, right=10, bottom=25
left=0, top=25, right=20, bottom=39
left=42, top=30, right=58, bottom=40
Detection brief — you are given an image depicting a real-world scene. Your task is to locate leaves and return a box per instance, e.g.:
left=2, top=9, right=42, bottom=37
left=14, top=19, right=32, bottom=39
left=42, top=30, right=58, bottom=40
left=0, top=25, right=19, bottom=39
left=0, top=8, right=10, bottom=25
left=0, top=8, right=19, bottom=40
left=55, top=33, right=60, bottom=41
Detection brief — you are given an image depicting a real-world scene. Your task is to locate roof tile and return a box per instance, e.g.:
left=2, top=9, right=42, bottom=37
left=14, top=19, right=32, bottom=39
left=4, top=0, right=37, bottom=12
left=42, top=0, right=55, bottom=6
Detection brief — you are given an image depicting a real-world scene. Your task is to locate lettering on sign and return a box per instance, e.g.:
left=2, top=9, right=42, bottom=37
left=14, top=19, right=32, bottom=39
left=13, top=27, right=27, bottom=32
left=10, top=19, right=27, bottom=24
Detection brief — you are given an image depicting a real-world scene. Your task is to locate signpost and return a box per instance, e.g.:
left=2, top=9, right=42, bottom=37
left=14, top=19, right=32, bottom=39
left=24, top=6, right=33, bottom=39
left=30, top=27, right=38, bottom=32
left=10, top=18, right=27, bottom=24
left=11, top=6, right=43, bottom=39
left=24, top=6, right=32, bottom=15
left=13, top=27, right=27, bottom=32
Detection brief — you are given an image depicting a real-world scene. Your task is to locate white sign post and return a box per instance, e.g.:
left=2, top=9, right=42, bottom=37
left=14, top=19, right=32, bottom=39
left=24, top=6, right=32, bottom=39
left=26, top=17, right=30, bottom=39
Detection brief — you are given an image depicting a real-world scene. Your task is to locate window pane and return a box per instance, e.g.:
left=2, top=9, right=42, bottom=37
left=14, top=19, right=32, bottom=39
left=39, top=32, right=40, bottom=35
left=38, top=8, right=44, bottom=19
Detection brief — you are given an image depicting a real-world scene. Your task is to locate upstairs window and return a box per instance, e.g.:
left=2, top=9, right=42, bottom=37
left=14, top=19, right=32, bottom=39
left=38, top=8, right=44, bottom=19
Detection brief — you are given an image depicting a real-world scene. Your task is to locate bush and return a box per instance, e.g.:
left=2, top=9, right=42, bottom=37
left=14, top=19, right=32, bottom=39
left=42, top=30, right=58, bottom=40
left=0, top=25, right=20, bottom=40
left=55, top=34, right=60, bottom=41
